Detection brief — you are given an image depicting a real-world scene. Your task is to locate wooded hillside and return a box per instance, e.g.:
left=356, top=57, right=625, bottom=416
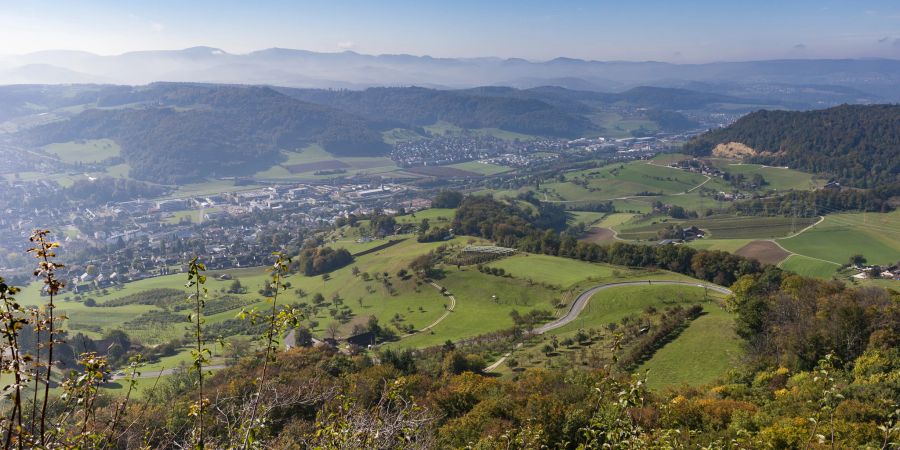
left=683, top=104, right=900, bottom=188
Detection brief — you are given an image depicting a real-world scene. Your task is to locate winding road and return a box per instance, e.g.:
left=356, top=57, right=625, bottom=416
left=485, top=280, right=733, bottom=371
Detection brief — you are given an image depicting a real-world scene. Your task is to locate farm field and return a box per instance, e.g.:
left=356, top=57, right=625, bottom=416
left=589, top=112, right=658, bottom=138
left=568, top=211, right=608, bottom=226
left=165, top=179, right=263, bottom=199
left=548, top=161, right=715, bottom=201
left=734, top=240, right=792, bottom=265
left=686, top=238, right=754, bottom=253
left=446, top=160, right=513, bottom=176
left=616, top=215, right=819, bottom=241
left=393, top=208, right=456, bottom=224
left=778, top=211, right=900, bottom=266
left=638, top=305, right=742, bottom=390
left=487, top=253, right=637, bottom=289
left=778, top=255, right=840, bottom=279
left=708, top=159, right=821, bottom=191
left=597, top=213, right=637, bottom=228
left=578, top=212, right=636, bottom=242
left=253, top=145, right=401, bottom=181
left=422, top=121, right=538, bottom=141
left=581, top=227, right=617, bottom=244
left=43, top=139, right=121, bottom=163
left=405, top=166, right=480, bottom=177
left=610, top=198, right=654, bottom=213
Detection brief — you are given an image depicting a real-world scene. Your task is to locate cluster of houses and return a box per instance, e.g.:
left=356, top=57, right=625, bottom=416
left=392, top=135, right=575, bottom=168
left=851, top=263, right=900, bottom=281
left=657, top=226, right=706, bottom=245
left=3, top=177, right=431, bottom=289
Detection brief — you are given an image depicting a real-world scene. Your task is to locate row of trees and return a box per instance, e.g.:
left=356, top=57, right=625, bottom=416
left=453, top=195, right=764, bottom=286
left=728, top=184, right=897, bottom=216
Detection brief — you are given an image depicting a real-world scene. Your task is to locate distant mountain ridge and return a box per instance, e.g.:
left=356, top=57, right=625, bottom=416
left=1, top=47, right=897, bottom=104
left=683, top=104, right=900, bottom=188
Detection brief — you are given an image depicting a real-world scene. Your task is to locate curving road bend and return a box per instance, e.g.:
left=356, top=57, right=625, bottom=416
left=534, top=280, right=732, bottom=335
left=485, top=280, right=732, bottom=371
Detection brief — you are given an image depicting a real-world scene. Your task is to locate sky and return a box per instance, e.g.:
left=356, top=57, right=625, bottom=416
left=1, top=0, right=900, bottom=62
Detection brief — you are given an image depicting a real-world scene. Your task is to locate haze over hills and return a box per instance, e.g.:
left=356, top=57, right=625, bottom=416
left=1, top=47, right=898, bottom=104
left=1, top=81, right=772, bottom=182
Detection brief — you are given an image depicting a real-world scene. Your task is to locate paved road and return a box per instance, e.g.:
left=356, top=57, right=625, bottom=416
left=534, top=280, right=732, bottom=334
left=484, top=280, right=732, bottom=372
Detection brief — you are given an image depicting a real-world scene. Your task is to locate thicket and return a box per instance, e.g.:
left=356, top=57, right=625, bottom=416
left=294, top=246, right=353, bottom=276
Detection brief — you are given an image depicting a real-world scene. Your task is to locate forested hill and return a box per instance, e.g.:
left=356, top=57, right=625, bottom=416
left=683, top=104, right=900, bottom=188
left=24, top=84, right=389, bottom=184
left=277, top=86, right=594, bottom=137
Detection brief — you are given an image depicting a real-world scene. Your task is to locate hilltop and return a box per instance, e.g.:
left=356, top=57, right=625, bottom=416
left=23, top=84, right=389, bottom=183
left=683, top=104, right=900, bottom=188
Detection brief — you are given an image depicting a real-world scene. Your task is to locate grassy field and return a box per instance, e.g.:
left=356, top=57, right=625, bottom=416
left=446, top=160, right=513, bottom=176
left=550, top=161, right=714, bottom=201
left=253, top=145, right=401, bottom=181
left=778, top=255, right=840, bottom=279
left=488, top=253, right=634, bottom=289
left=638, top=305, right=742, bottom=390
left=778, top=211, right=900, bottom=266
left=43, top=139, right=121, bottom=163
left=550, top=284, right=723, bottom=335
left=568, top=211, right=608, bottom=226
left=393, top=208, right=456, bottom=224
left=15, top=237, right=480, bottom=364
left=597, top=213, right=636, bottom=228
left=494, top=284, right=737, bottom=389
left=392, top=267, right=562, bottom=348
left=423, top=121, right=538, bottom=141
left=686, top=238, right=754, bottom=253
left=617, top=215, right=819, bottom=241
left=589, top=112, right=658, bottom=138
left=165, top=180, right=263, bottom=199
left=708, top=159, right=821, bottom=191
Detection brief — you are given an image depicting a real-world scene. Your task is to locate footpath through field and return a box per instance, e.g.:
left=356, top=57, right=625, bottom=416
left=770, top=216, right=842, bottom=267
left=400, top=282, right=456, bottom=337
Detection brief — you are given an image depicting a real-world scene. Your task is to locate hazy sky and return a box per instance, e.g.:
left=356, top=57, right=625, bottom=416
left=2, top=0, right=900, bottom=62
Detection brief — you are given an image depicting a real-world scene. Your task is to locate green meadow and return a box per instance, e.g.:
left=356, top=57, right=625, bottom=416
left=778, top=211, right=900, bottom=266
left=43, top=139, right=121, bottom=163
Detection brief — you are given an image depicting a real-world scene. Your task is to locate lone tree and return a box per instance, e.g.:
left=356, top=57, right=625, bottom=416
left=326, top=321, right=341, bottom=340
left=227, top=278, right=244, bottom=294
left=849, top=254, right=867, bottom=266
